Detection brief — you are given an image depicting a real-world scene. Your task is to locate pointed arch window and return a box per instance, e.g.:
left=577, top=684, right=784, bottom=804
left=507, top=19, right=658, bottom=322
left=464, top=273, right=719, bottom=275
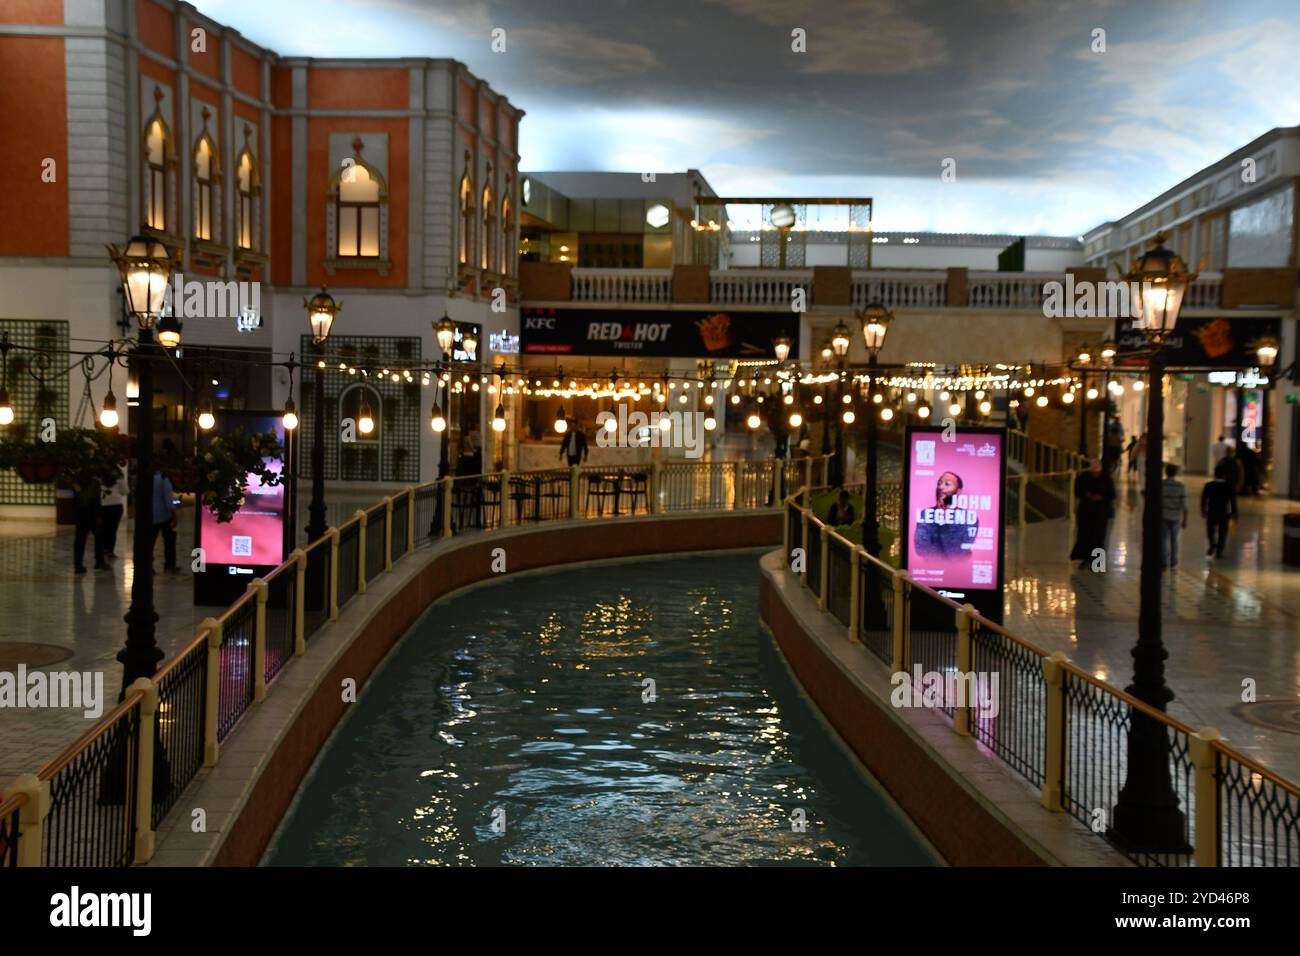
left=501, top=182, right=513, bottom=279
left=235, top=125, right=260, bottom=252
left=141, top=89, right=175, bottom=233
left=459, top=164, right=474, bottom=266
left=481, top=178, right=495, bottom=273
left=194, top=134, right=216, bottom=241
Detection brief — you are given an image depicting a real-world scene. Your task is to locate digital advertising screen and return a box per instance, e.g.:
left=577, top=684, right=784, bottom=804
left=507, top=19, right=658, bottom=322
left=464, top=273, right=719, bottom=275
left=902, top=425, right=1006, bottom=621
left=195, top=411, right=287, bottom=606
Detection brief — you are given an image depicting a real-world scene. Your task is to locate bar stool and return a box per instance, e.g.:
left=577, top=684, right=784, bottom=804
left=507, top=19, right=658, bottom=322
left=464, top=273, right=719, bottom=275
left=585, top=473, right=620, bottom=516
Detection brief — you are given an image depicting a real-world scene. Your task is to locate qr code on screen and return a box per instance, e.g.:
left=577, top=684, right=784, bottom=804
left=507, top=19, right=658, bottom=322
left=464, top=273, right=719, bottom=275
left=972, top=564, right=992, bottom=585
left=232, top=536, right=252, bottom=557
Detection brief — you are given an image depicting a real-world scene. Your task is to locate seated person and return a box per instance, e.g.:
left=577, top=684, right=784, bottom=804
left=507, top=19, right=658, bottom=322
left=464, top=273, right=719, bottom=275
left=826, top=490, right=855, bottom=526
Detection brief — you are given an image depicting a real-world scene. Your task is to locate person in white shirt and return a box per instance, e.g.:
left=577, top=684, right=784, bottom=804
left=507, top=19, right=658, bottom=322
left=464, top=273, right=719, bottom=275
left=99, top=464, right=128, bottom=559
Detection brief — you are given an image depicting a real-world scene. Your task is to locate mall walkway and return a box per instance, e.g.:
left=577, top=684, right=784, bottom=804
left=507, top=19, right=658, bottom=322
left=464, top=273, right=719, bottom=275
left=1006, top=472, right=1300, bottom=780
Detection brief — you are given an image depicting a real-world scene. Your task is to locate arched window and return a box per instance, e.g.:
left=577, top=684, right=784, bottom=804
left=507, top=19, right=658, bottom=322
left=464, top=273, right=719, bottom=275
left=193, top=133, right=217, bottom=241
left=235, top=125, right=260, bottom=251
left=142, top=97, right=173, bottom=232
left=459, top=165, right=474, bottom=266
left=337, top=164, right=381, bottom=258
left=481, top=180, right=495, bottom=273
left=338, top=383, right=382, bottom=481
left=501, top=185, right=513, bottom=279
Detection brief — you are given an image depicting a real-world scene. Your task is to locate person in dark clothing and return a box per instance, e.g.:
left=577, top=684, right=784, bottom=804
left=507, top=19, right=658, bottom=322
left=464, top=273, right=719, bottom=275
left=559, top=420, right=588, bottom=466
left=1201, top=472, right=1236, bottom=558
left=1124, top=436, right=1138, bottom=474
left=827, top=490, right=855, bottom=526
left=1070, top=458, right=1116, bottom=569
left=72, top=481, right=107, bottom=574
left=1238, top=444, right=1261, bottom=495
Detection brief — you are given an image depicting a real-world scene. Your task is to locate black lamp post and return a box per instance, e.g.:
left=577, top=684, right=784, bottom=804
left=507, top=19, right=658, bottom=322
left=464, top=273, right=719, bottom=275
left=829, top=321, right=851, bottom=486
left=1099, top=338, right=1117, bottom=466
left=434, top=315, right=456, bottom=480
left=304, top=288, right=340, bottom=543
left=108, top=235, right=178, bottom=692
left=1075, top=350, right=1092, bottom=458
left=1110, top=233, right=1195, bottom=853
left=857, top=303, right=892, bottom=556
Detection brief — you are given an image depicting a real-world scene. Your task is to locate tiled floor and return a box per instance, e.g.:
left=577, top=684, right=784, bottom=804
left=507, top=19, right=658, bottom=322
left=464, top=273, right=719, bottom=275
left=1004, top=473, right=1300, bottom=779
left=2, top=474, right=1298, bottom=795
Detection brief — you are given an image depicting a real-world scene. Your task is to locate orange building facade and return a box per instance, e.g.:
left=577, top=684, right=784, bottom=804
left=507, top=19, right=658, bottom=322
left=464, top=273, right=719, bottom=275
left=0, top=0, right=524, bottom=498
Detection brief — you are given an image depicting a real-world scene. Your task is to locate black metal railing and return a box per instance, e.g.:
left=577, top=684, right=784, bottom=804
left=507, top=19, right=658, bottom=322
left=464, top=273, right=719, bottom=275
left=1217, top=755, right=1300, bottom=866
left=302, top=540, right=331, bottom=642
left=969, top=621, right=1046, bottom=788
left=391, top=493, right=409, bottom=562
left=858, top=556, right=893, bottom=665
left=806, top=524, right=822, bottom=601
left=151, top=640, right=207, bottom=829
left=825, top=535, right=853, bottom=626
left=0, top=795, right=23, bottom=867
left=364, top=504, right=386, bottom=583
left=337, top=520, right=360, bottom=607
left=40, top=700, right=141, bottom=867
left=216, top=595, right=257, bottom=743
left=264, top=567, right=296, bottom=685
left=1061, top=671, right=1195, bottom=867
left=414, top=484, right=439, bottom=544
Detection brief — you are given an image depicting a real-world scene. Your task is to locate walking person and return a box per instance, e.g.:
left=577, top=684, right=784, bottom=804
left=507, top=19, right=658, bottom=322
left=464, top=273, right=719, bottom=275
left=1202, top=467, right=1237, bottom=559
left=1070, top=458, right=1116, bottom=569
left=152, top=466, right=179, bottom=572
left=99, top=463, right=127, bottom=559
left=559, top=418, right=588, bottom=466
left=1135, top=432, right=1148, bottom=484
left=1124, top=436, right=1138, bottom=475
left=1159, top=463, right=1188, bottom=569
left=1210, top=434, right=1231, bottom=471
left=72, top=479, right=107, bottom=574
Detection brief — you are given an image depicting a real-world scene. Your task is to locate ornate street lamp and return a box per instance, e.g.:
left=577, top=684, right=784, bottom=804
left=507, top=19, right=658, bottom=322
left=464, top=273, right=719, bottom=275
left=828, top=320, right=852, bottom=485
left=303, top=287, right=340, bottom=543
left=856, top=302, right=892, bottom=558
left=1111, top=234, right=1196, bottom=854
left=1099, top=337, right=1117, bottom=464
left=1255, top=336, right=1280, bottom=368
left=107, top=234, right=178, bottom=692
left=772, top=332, right=792, bottom=364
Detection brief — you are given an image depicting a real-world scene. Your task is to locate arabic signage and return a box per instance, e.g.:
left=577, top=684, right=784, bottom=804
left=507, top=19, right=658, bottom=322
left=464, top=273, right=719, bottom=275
left=1115, top=316, right=1281, bottom=369
left=520, top=308, right=800, bottom=358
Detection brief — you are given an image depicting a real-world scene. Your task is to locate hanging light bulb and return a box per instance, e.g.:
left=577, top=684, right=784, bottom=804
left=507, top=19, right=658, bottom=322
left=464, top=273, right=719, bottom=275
left=949, top=402, right=962, bottom=416
left=872, top=393, right=883, bottom=404
left=1024, top=386, right=1035, bottom=397
left=603, top=417, right=618, bottom=433
left=492, top=403, right=506, bottom=432
left=783, top=393, right=794, bottom=406
left=746, top=412, right=761, bottom=429
left=939, top=390, right=950, bottom=402
left=842, top=408, right=856, bottom=424
left=554, top=406, right=568, bottom=434
left=975, top=389, right=985, bottom=400
left=704, top=413, right=717, bottom=431
left=730, top=394, right=740, bottom=406
left=788, top=411, right=803, bottom=428
left=282, top=398, right=299, bottom=431
left=658, top=417, right=672, bottom=432
left=979, top=400, right=992, bottom=415
left=1036, top=395, right=1048, bottom=407
left=0, top=388, right=12, bottom=426
left=880, top=407, right=894, bottom=422
left=918, top=406, right=931, bottom=419
left=1132, top=379, right=1145, bottom=392
left=99, top=390, right=119, bottom=429
left=358, top=399, right=375, bottom=435
left=906, top=392, right=917, bottom=403
left=430, top=403, right=446, bottom=433
left=1062, top=390, right=1075, bottom=404
left=197, top=398, right=216, bottom=431
left=704, top=393, right=714, bottom=406
left=1086, top=387, right=1099, bottom=400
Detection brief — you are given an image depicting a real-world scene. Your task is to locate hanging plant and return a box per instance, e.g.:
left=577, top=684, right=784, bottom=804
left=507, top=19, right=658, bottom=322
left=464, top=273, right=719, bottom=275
left=193, top=428, right=285, bottom=523
left=0, top=428, right=125, bottom=495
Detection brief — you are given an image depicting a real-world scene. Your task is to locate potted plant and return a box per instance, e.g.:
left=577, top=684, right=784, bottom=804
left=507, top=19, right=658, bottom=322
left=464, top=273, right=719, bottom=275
left=194, top=428, right=284, bottom=523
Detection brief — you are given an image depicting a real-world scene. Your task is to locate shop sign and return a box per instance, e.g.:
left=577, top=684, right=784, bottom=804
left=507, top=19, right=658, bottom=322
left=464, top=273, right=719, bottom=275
left=520, top=308, right=799, bottom=358
left=1115, top=316, right=1280, bottom=369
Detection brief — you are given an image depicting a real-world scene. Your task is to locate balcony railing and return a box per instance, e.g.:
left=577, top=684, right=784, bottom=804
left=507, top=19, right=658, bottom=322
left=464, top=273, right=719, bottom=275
left=530, top=267, right=1232, bottom=311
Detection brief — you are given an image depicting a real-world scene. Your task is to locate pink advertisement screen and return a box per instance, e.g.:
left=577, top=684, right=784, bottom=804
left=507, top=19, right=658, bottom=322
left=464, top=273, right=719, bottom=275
left=905, top=431, right=1002, bottom=591
left=199, top=456, right=285, bottom=567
